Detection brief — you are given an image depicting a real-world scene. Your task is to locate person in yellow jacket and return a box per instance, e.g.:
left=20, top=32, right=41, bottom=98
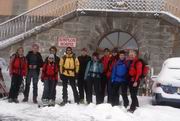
left=59, top=47, right=80, bottom=106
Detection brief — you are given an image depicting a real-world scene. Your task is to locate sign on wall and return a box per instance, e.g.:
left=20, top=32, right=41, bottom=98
left=58, top=37, right=77, bottom=47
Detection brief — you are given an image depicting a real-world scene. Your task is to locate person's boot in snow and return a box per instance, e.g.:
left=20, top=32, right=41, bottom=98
left=13, top=98, right=19, bottom=103
left=8, top=98, right=13, bottom=103
left=59, top=101, right=67, bottom=106
left=127, top=108, right=136, bottom=113
left=33, top=97, right=38, bottom=104
left=49, top=100, right=55, bottom=106
left=42, top=99, right=49, bottom=106
left=79, top=99, right=84, bottom=104
left=22, top=97, right=28, bottom=102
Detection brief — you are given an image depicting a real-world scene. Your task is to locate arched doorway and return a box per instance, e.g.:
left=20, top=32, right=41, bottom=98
left=98, top=31, right=138, bottom=50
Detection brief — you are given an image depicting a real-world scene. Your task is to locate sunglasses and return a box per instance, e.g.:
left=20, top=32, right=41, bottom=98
left=48, top=58, right=54, bottom=59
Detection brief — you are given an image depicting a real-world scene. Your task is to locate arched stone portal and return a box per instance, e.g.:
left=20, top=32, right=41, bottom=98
left=98, top=31, right=138, bottom=50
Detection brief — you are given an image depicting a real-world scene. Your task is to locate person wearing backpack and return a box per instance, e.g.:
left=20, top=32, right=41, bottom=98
left=111, top=50, right=129, bottom=106
left=84, top=52, right=103, bottom=104
left=77, top=48, right=91, bottom=103
left=41, top=54, right=59, bottom=106
left=22, top=44, right=43, bottom=103
left=59, top=47, right=80, bottom=106
left=128, top=50, right=143, bottom=113
left=8, top=47, right=28, bottom=103
left=100, top=48, right=111, bottom=102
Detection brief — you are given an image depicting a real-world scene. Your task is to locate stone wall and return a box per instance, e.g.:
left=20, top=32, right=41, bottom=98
left=0, top=12, right=179, bottom=74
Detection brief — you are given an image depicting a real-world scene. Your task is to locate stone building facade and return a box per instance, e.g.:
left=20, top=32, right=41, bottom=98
left=0, top=11, right=179, bottom=74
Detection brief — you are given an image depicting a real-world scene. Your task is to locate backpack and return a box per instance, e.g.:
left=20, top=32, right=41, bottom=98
left=88, top=60, right=102, bottom=78
left=134, top=59, right=149, bottom=79
left=62, top=55, right=76, bottom=73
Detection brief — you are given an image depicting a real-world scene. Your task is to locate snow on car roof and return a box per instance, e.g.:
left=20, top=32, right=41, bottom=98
left=163, top=57, right=180, bottom=68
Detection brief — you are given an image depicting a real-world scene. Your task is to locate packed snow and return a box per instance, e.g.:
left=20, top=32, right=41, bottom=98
left=0, top=81, right=180, bottom=121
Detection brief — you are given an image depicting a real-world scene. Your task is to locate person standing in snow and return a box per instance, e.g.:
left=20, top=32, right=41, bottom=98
left=59, top=47, right=79, bottom=106
left=77, top=48, right=91, bottom=103
left=41, top=54, right=59, bottom=106
left=111, top=50, right=129, bottom=107
left=84, top=52, right=103, bottom=104
left=128, top=50, right=143, bottom=112
left=100, top=48, right=111, bottom=102
left=106, top=48, right=119, bottom=103
left=44, top=46, right=60, bottom=102
left=8, top=47, right=28, bottom=103
left=22, top=44, right=43, bottom=103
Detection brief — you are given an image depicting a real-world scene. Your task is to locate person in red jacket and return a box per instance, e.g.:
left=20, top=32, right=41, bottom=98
left=8, top=47, right=27, bottom=103
left=106, top=48, right=119, bottom=103
left=100, top=48, right=111, bottom=102
left=128, top=50, right=143, bottom=112
left=41, top=54, right=58, bottom=106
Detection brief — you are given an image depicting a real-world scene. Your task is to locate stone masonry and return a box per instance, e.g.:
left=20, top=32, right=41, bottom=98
left=0, top=11, right=180, bottom=74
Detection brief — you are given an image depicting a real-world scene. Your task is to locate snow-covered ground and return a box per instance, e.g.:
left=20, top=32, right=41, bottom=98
left=0, top=82, right=180, bottom=121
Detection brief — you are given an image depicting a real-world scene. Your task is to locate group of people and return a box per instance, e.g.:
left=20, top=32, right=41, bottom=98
left=6, top=43, right=146, bottom=112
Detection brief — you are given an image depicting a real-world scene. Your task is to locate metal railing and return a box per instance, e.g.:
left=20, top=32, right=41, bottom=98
left=0, top=0, right=179, bottom=42
left=0, top=0, right=77, bottom=41
left=77, top=0, right=165, bottom=11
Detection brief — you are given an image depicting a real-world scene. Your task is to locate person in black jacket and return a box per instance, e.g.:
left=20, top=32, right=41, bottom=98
left=77, top=48, right=91, bottom=103
left=22, top=44, right=43, bottom=103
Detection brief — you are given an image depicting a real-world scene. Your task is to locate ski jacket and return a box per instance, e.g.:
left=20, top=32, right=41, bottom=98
left=10, top=55, right=28, bottom=76
left=59, top=54, right=79, bottom=77
left=78, top=55, right=91, bottom=78
left=41, top=62, right=58, bottom=81
left=111, top=59, right=128, bottom=83
left=84, top=60, right=103, bottom=80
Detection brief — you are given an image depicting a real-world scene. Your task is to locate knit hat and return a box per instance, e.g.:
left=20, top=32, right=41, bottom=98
left=48, top=54, right=55, bottom=61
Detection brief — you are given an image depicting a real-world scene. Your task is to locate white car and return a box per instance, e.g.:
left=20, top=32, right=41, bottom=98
left=152, top=58, right=180, bottom=106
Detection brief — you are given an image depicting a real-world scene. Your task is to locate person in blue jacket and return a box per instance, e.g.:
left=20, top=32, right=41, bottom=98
left=111, top=50, right=129, bottom=107
left=84, top=52, right=103, bottom=104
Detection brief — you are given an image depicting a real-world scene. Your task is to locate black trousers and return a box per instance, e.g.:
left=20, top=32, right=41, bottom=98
left=61, top=75, right=79, bottom=103
left=42, top=80, right=57, bottom=100
left=24, top=70, right=39, bottom=98
left=107, top=79, right=113, bottom=103
left=129, top=82, right=140, bottom=110
left=77, top=76, right=88, bottom=101
left=101, top=74, right=108, bottom=102
left=111, top=82, right=129, bottom=107
left=86, top=77, right=102, bottom=104
left=9, top=74, right=23, bottom=99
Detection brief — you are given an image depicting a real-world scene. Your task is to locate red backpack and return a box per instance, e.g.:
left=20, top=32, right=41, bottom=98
left=135, top=59, right=149, bottom=79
